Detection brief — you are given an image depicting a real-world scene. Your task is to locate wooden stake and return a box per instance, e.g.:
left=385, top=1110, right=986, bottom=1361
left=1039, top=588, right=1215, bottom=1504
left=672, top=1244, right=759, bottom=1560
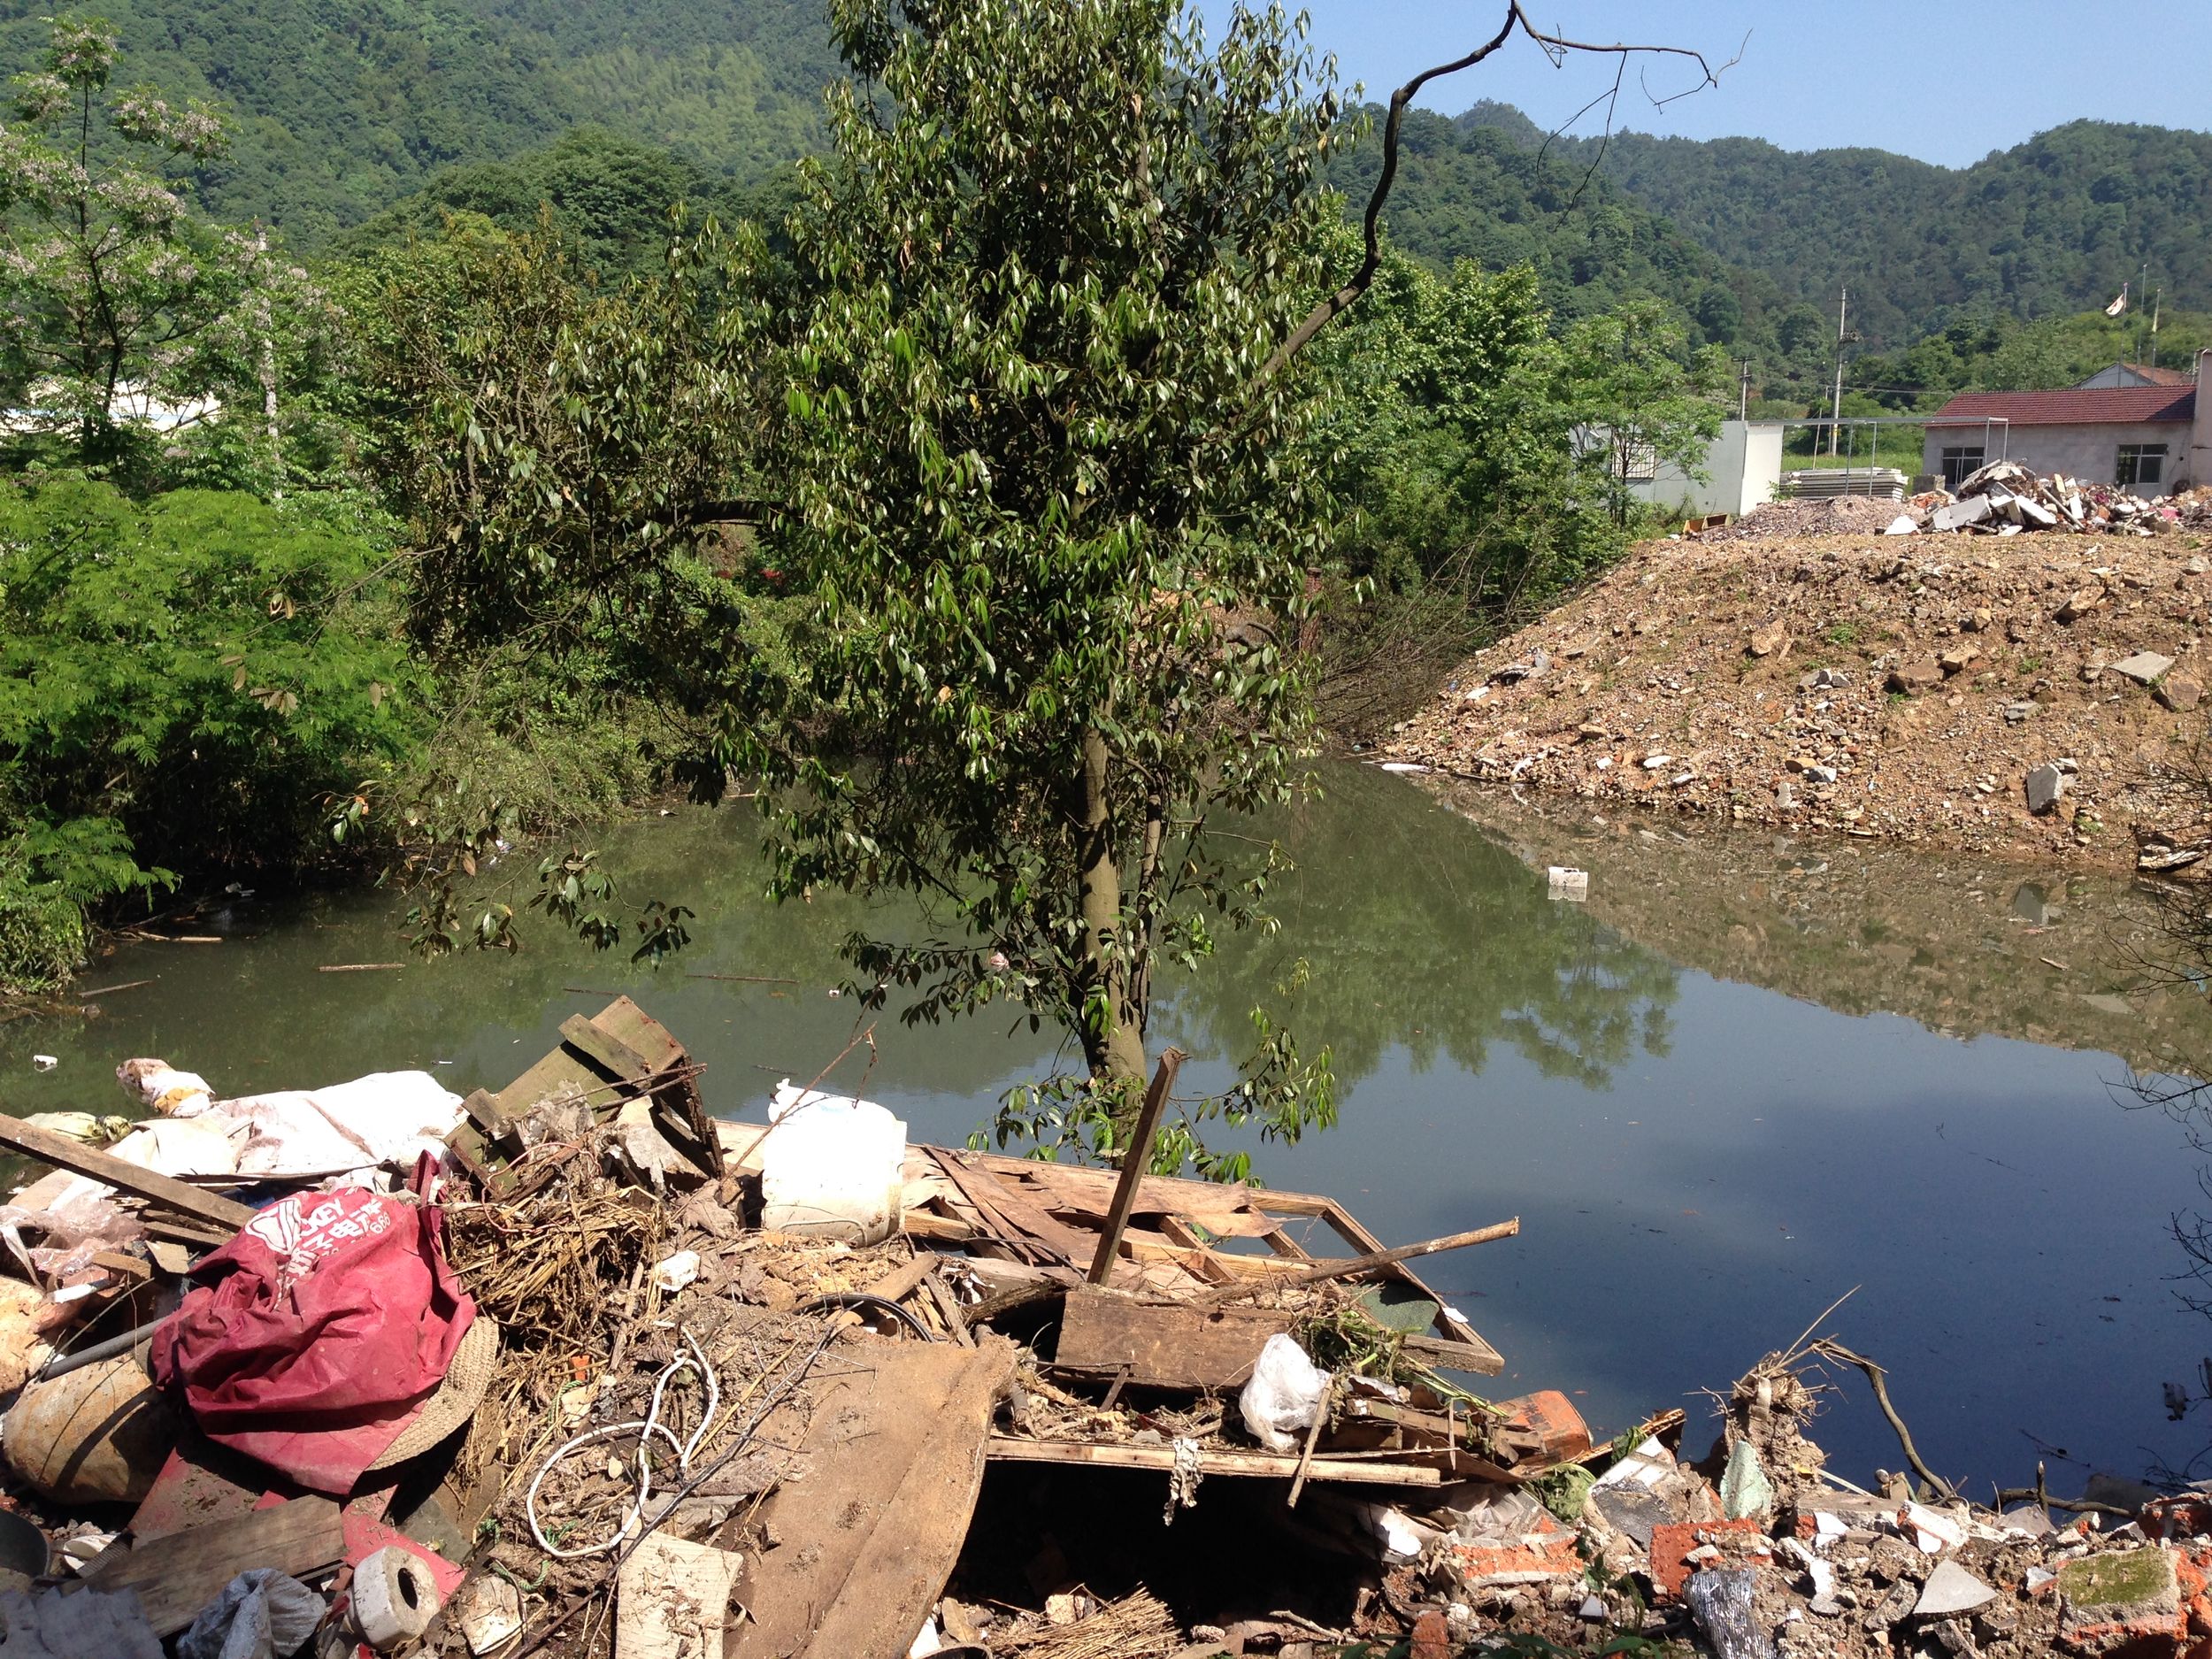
left=1286, top=1382, right=1333, bottom=1509
left=1193, top=1217, right=1520, bottom=1309
left=1087, top=1048, right=1185, bottom=1285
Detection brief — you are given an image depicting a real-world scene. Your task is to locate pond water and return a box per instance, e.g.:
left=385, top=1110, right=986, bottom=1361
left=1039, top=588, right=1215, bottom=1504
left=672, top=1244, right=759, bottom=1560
left=6, top=762, right=2211, bottom=1499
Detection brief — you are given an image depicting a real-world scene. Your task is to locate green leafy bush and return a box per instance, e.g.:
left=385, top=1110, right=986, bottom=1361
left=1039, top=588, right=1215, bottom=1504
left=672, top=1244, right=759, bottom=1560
left=0, top=477, right=420, bottom=913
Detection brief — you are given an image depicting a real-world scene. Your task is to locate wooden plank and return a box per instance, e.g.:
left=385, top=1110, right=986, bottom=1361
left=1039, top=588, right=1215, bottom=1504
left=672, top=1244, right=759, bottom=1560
left=731, top=1336, right=1016, bottom=1659
left=1194, top=1220, right=1520, bottom=1310
left=923, top=1148, right=1090, bottom=1269
left=557, top=1013, right=655, bottom=1082
left=1053, top=1287, right=1286, bottom=1389
left=1087, top=1048, right=1183, bottom=1283
left=0, top=1112, right=251, bottom=1233
left=1155, top=1216, right=1239, bottom=1286
left=1402, top=1331, right=1506, bottom=1378
left=86, top=1496, right=343, bottom=1635
left=1319, top=1198, right=1488, bottom=1351
left=984, top=1436, right=1441, bottom=1488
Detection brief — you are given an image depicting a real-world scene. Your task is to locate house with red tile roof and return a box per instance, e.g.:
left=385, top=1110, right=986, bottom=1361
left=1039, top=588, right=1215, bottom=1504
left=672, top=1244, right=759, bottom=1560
left=1920, top=349, right=2208, bottom=496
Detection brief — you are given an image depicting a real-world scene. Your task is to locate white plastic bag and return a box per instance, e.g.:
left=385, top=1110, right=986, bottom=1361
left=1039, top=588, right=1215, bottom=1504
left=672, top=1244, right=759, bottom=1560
left=1238, top=1333, right=1329, bottom=1454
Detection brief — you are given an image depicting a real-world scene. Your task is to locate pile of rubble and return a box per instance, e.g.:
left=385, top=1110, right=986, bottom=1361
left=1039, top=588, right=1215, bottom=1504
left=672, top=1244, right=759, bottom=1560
left=1381, top=519, right=2212, bottom=864
left=1878, top=460, right=2185, bottom=538
left=1404, top=1338, right=2212, bottom=1659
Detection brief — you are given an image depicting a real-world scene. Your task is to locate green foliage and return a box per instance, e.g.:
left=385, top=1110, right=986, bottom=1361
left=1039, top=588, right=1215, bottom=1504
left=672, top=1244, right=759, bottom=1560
left=329, top=128, right=767, bottom=280
left=1848, top=306, right=2212, bottom=410
left=1315, top=244, right=1724, bottom=667
left=762, top=0, right=1341, bottom=1126
left=1336, top=109, right=1775, bottom=343
left=1517, top=115, right=2212, bottom=352
left=0, top=476, right=419, bottom=890
left=0, top=838, right=87, bottom=995
left=0, top=0, right=838, bottom=244
left=0, top=16, right=334, bottom=486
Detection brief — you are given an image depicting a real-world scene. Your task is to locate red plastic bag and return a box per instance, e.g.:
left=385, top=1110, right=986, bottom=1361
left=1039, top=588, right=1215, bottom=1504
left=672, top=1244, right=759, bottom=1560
left=152, top=1187, right=475, bottom=1494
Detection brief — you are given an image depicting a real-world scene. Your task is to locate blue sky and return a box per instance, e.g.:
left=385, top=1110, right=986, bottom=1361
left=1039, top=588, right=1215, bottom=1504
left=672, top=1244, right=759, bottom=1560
left=1233, top=2, right=2212, bottom=168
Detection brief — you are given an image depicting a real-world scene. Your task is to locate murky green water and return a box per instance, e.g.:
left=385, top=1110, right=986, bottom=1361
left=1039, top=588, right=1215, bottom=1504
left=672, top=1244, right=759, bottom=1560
left=6, top=764, right=2210, bottom=1497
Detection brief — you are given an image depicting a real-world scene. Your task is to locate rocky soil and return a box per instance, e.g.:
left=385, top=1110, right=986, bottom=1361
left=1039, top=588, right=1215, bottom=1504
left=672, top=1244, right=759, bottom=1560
left=1381, top=525, right=2212, bottom=867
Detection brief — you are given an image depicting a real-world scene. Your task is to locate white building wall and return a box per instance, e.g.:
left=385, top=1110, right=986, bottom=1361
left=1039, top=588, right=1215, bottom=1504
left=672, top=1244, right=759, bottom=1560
left=1625, top=420, right=1785, bottom=518
left=1921, top=419, right=2193, bottom=497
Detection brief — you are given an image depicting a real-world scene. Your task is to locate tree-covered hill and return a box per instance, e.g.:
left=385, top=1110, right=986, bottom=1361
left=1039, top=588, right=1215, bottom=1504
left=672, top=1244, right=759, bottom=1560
left=0, top=0, right=837, bottom=243
left=1465, top=110, right=2212, bottom=350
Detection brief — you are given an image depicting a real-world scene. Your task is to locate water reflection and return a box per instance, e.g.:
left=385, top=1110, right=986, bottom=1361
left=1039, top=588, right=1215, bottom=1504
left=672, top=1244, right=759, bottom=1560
left=1161, top=772, right=1678, bottom=1094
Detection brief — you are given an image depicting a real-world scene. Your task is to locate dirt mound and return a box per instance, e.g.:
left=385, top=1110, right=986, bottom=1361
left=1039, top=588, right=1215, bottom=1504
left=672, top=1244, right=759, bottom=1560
left=1698, top=495, right=1903, bottom=541
left=1381, top=526, right=2212, bottom=864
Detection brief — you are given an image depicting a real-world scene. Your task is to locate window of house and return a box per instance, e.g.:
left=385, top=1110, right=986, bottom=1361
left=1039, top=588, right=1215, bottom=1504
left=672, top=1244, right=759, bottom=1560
left=1617, top=436, right=1657, bottom=483
left=1939, top=446, right=1984, bottom=489
left=2117, top=443, right=2168, bottom=488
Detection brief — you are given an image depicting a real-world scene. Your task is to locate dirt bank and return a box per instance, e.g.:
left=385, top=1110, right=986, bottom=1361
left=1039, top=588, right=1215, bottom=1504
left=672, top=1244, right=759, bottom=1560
left=1381, top=525, right=2212, bottom=866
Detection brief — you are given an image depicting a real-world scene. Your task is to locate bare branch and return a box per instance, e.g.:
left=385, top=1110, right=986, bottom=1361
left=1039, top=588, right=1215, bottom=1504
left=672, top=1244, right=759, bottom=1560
left=1253, top=3, right=1734, bottom=391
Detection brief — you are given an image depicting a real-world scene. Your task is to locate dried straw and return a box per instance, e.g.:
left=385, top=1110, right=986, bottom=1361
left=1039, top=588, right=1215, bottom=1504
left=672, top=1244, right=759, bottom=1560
left=1001, top=1589, right=1182, bottom=1659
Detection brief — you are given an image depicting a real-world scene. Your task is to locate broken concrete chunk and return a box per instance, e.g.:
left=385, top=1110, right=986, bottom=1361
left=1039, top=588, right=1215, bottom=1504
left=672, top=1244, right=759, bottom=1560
left=1913, top=1559, right=1996, bottom=1617
left=2157, top=673, right=2203, bottom=712
left=2024, top=764, right=2070, bottom=816
left=2002, top=703, right=2037, bottom=725
left=2055, top=589, right=2102, bottom=624
left=1887, top=657, right=1943, bottom=693
left=2057, top=1547, right=2179, bottom=1634
left=1747, top=623, right=1791, bottom=658
left=1932, top=495, right=1993, bottom=532
left=1882, top=514, right=1919, bottom=535
left=1937, top=645, right=1979, bottom=676
left=2108, top=651, right=2176, bottom=685
left=1720, top=1440, right=1771, bottom=1520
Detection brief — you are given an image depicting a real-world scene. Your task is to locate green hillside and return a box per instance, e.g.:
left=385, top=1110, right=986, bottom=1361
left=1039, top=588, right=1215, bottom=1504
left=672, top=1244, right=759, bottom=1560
left=1463, top=110, right=2212, bottom=350
left=0, top=0, right=837, bottom=243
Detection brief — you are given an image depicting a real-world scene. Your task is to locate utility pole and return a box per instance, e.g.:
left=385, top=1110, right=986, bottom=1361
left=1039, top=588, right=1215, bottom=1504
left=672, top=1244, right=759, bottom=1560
left=1739, top=360, right=1749, bottom=421
left=1829, top=287, right=1848, bottom=457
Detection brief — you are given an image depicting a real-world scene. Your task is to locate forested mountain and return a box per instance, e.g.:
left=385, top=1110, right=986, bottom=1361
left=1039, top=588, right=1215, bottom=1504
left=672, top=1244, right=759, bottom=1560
left=1464, top=110, right=2212, bottom=350
left=0, top=0, right=836, bottom=242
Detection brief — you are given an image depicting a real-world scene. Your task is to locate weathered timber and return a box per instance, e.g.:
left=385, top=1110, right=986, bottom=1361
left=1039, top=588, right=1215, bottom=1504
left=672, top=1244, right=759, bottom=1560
left=0, top=1111, right=251, bottom=1233
left=85, top=1497, right=342, bottom=1635
left=1052, top=1287, right=1289, bottom=1389
left=983, top=1436, right=1442, bottom=1487
left=1087, top=1047, right=1185, bottom=1284
left=1194, top=1218, right=1520, bottom=1309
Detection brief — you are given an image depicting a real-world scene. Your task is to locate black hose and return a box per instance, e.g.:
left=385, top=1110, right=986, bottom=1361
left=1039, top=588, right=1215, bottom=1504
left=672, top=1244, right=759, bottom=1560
left=797, top=1293, right=939, bottom=1340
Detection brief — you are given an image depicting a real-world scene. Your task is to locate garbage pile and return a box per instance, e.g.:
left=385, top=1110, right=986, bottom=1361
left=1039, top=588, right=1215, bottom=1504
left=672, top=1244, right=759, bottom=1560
left=0, top=1001, right=2195, bottom=1658
left=1880, top=460, right=2185, bottom=537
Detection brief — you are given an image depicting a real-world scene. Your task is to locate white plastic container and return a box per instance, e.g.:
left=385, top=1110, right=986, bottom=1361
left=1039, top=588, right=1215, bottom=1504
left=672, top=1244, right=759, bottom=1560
left=758, top=1081, right=907, bottom=1244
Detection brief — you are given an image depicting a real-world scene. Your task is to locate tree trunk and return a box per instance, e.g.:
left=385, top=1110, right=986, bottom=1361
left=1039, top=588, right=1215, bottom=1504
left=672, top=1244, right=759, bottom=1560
left=1076, top=727, right=1148, bottom=1111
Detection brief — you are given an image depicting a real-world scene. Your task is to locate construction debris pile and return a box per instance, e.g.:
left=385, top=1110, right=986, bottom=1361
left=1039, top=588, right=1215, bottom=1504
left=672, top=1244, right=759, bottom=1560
left=0, top=1002, right=2200, bottom=1658
left=1698, top=470, right=2212, bottom=545
left=1870, top=461, right=2193, bottom=539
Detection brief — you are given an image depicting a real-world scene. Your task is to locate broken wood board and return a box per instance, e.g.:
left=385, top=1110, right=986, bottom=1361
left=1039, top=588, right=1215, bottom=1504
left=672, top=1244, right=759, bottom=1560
left=618, top=1533, right=742, bottom=1659
left=85, top=1495, right=343, bottom=1635
left=1053, top=1288, right=1287, bottom=1388
left=984, top=1436, right=1442, bottom=1487
left=472, top=997, right=716, bottom=1178
left=0, top=1110, right=252, bottom=1233
left=730, top=1333, right=1016, bottom=1659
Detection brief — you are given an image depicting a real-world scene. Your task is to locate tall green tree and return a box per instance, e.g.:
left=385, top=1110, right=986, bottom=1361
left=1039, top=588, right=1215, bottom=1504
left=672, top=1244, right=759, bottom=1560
left=0, top=17, right=327, bottom=486
left=756, top=0, right=1342, bottom=1124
